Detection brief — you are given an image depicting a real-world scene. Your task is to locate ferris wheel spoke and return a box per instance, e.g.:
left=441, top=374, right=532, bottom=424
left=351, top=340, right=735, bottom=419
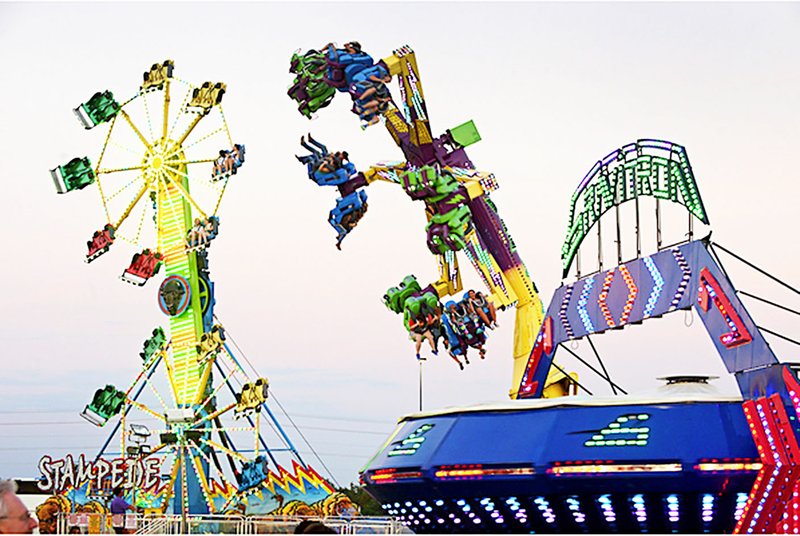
left=173, top=113, right=205, bottom=150
left=113, top=181, right=150, bottom=230
left=93, top=116, right=118, bottom=176
left=118, top=109, right=151, bottom=148
left=197, top=365, right=239, bottom=411
left=126, top=397, right=167, bottom=421
left=97, top=165, right=146, bottom=175
left=191, top=402, right=237, bottom=430
left=162, top=79, right=171, bottom=140
left=93, top=117, right=120, bottom=222
left=161, top=164, right=207, bottom=218
left=171, top=158, right=217, bottom=165
left=169, top=127, right=225, bottom=158
left=198, top=436, right=248, bottom=462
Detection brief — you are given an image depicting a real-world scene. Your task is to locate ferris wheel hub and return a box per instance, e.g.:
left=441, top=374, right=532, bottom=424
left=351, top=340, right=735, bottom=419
left=142, top=139, right=180, bottom=183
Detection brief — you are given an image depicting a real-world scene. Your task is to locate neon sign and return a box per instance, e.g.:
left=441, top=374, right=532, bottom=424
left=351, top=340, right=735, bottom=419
left=561, top=140, right=708, bottom=276
left=37, top=454, right=162, bottom=493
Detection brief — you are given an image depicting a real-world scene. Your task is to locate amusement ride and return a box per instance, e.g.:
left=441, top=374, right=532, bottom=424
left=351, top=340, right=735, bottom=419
left=287, top=42, right=800, bottom=534
left=47, top=60, right=343, bottom=525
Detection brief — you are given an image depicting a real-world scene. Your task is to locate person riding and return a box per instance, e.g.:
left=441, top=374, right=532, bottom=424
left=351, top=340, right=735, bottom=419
left=468, top=289, right=498, bottom=329
left=408, top=310, right=437, bottom=361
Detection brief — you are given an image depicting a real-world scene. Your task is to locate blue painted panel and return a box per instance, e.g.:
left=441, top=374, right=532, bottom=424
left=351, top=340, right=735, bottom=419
left=363, top=401, right=757, bottom=475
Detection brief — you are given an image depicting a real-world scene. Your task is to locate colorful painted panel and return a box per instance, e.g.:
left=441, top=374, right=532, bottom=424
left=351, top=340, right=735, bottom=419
left=519, top=240, right=778, bottom=399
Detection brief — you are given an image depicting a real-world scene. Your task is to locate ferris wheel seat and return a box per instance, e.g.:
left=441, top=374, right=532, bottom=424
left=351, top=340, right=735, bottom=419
left=139, top=327, right=167, bottom=363
left=238, top=455, right=269, bottom=492
left=79, top=406, right=109, bottom=427
left=73, top=90, right=120, bottom=129
left=81, top=384, right=125, bottom=426
left=196, top=324, right=225, bottom=364
left=85, top=224, right=115, bottom=263
left=50, top=157, right=95, bottom=194
left=187, top=81, right=226, bottom=114
left=121, top=249, right=163, bottom=286
left=211, top=145, right=245, bottom=181
left=140, top=60, right=174, bottom=92
left=234, top=377, right=269, bottom=419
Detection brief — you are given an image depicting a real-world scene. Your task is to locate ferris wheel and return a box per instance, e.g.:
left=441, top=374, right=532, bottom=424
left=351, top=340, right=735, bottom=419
left=50, top=61, right=334, bottom=519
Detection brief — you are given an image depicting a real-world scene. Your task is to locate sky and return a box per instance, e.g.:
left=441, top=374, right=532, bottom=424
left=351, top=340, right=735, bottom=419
left=1, top=2, right=800, bottom=488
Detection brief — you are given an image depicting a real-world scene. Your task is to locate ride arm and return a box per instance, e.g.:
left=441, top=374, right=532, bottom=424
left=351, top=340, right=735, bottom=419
left=381, top=48, right=434, bottom=163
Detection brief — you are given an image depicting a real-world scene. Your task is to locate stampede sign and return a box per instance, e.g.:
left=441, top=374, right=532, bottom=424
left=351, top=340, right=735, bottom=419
left=37, top=454, right=162, bottom=493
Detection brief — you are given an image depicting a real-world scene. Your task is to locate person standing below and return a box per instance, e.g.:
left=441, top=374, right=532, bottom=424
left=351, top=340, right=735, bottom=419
left=0, top=479, right=38, bottom=534
left=109, top=487, right=134, bottom=534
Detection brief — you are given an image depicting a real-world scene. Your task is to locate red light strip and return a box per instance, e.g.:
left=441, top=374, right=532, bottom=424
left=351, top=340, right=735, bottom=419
left=434, top=467, right=535, bottom=479
left=695, top=462, right=762, bottom=472
left=369, top=470, right=423, bottom=483
left=550, top=463, right=682, bottom=475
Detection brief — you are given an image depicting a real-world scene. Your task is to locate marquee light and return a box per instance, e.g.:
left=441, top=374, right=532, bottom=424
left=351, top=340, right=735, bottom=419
left=434, top=466, right=535, bottom=480
left=643, top=256, right=664, bottom=318
left=598, top=270, right=617, bottom=328
left=695, top=461, right=762, bottom=472
left=550, top=463, right=681, bottom=475
left=577, top=276, right=595, bottom=333
left=561, top=140, right=709, bottom=276
left=368, top=469, right=423, bottom=483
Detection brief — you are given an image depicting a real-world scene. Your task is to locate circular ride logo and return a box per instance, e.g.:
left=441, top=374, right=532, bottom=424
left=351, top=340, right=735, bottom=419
left=158, top=275, right=190, bottom=316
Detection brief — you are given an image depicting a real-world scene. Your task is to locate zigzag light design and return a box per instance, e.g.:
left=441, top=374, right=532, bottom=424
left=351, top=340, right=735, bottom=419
left=642, top=256, right=664, bottom=318
left=618, top=265, right=638, bottom=325
left=597, top=266, right=638, bottom=329
left=577, top=277, right=595, bottom=333
left=598, top=270, right=617, bottom=328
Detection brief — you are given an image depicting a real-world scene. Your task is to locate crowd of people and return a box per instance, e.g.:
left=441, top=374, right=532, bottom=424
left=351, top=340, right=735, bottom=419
left=407, top=290, right=498, bottom=370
